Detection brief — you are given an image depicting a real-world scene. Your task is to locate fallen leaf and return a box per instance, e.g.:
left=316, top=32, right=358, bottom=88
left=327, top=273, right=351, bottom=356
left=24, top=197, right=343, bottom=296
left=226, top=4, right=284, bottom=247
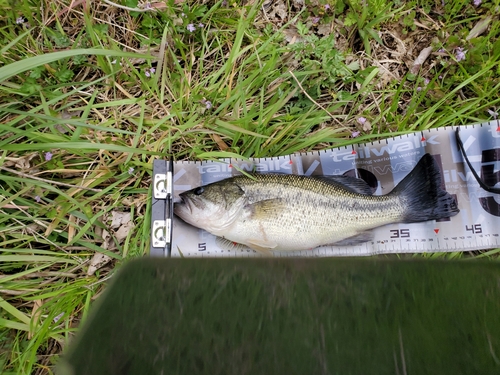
left=14, top=153, right=38, bottom=170
left=362, top=121, right=372, bottom=132
left=316, top=23, right=331, bottom=37
left=263, top=0, right=288, bottom=24
left=100, top=229, right=112, bottom=250
left=115, top=221, right=135, bottom=243
left=110, top=211, right=131, bottom=229
left=410, top=46, right=433, bottom=74
left=467, top=16, right=492, bottom=40
left=87, top=252, right=112, bottom=276
left=211, top=134, right=229, bottom=151
left=282, top=27, right=305, bottom=44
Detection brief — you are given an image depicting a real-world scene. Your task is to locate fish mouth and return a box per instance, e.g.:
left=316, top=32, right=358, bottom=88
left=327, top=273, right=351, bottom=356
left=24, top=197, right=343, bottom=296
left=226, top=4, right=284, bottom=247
left=174, top=195, right=192, bottom=216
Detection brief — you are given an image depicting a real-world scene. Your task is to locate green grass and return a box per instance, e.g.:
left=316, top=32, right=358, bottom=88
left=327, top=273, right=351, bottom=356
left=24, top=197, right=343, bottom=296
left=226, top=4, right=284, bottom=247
left=60, top=258, right=500, bottom=375
left=0, top=0, right=499, bottom=373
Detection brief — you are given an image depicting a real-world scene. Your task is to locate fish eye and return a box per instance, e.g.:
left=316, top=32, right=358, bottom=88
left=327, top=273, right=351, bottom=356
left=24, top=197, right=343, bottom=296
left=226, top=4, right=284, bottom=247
left=194, top=187, right=205, bottom=195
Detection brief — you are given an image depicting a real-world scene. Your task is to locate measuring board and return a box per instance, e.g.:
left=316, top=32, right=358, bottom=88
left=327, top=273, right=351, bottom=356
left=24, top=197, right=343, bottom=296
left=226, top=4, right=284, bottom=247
left=150, top=121, right=500, bottom=257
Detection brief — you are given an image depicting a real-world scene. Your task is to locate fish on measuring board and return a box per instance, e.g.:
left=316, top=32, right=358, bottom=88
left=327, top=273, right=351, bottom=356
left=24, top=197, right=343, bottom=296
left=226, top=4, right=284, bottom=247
left=174, top=154, right=460, bottom=255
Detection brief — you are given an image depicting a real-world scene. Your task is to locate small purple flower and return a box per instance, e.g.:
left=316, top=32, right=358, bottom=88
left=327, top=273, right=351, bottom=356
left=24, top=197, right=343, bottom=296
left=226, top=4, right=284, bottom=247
left=187, top=24, right=196, bottom=32
left=35, top=195, right=41, bottom=203
left=439, top=75, right=443, bottom=79
left=438, top=48, right=445, bottom=53
left=424, top=78, right=430, bottom=85
left=473, top=0, right=481, bottom=6
left=455, top=47, right=466, bottom=62
left=53, top=312, right=64, bottom=323
left=198, top=22, right=204, bottom=28
left=351, top=131, right=361, bottom=138
left=201, top=99, right=212, bottom=109
left=312, top=17, right=321, bottom=24
left=222, top=0, right=228, bottom=6
left=417, top=87, right=422, bottom=92
left=16, top=16, right=24, bottom=24
left=324, top=4, right=331, bottom=10
left=487, top=109, right=498, bottom=118
left=45, top=152, right=53, bottom=161
left=144, top=67, right=155, bottom=77
left=128, top=167, right=135, bottom=175
left=357, top=117, right=367, bottom=125
left=181, top=12, right=186, bottom=17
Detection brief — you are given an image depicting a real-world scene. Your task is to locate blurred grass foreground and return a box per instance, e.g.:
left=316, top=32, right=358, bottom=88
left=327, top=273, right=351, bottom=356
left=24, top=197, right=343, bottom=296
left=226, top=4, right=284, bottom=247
left=60, top=258, right=500, bottom=375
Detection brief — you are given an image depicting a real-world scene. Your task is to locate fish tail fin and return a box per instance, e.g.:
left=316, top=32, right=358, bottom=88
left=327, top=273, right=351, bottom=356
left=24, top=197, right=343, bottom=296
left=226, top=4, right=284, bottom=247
left=390, top=154, right=459, bottom=223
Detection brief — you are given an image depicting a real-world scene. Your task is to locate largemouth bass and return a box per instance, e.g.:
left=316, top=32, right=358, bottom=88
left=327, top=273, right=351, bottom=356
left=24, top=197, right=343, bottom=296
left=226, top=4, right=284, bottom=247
left=174, top=154, right=459, bottom=254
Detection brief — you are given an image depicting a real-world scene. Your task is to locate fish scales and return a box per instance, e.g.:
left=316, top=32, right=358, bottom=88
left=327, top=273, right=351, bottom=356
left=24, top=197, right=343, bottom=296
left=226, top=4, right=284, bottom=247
left=225, top=174, right=404, bottom=251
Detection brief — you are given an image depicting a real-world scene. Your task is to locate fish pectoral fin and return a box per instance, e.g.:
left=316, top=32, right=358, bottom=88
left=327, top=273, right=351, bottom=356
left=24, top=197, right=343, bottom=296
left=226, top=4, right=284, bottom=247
left=330, top=231, right=374, bottom=246
left=246, top=199, right=284, bottom=219
left=247, top=239, right=277, bottom=256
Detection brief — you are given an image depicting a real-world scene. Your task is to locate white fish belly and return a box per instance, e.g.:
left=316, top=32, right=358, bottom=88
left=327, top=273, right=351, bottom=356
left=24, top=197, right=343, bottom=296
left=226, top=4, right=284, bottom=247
left=226, top=194, right=405, bottom=252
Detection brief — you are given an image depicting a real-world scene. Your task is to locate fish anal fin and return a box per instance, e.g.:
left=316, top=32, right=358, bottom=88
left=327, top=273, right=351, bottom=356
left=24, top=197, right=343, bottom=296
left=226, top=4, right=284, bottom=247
left=215, top=237, right=275, bottom=256
left=246, top=239, right=276, bottom=256
left=215, top=237, right=251, bottom=252
left=330, top=231, right=373, bottom=246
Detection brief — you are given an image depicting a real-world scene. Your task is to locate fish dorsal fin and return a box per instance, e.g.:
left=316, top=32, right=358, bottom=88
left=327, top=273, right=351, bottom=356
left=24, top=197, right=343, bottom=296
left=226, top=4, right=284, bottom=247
left=313, top=175, right=373, bottom=195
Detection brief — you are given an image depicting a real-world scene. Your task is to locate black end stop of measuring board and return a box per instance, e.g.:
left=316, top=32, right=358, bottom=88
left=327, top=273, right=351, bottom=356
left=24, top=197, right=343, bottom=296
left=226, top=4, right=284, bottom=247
left=150, top=160, right=174, bottom=257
